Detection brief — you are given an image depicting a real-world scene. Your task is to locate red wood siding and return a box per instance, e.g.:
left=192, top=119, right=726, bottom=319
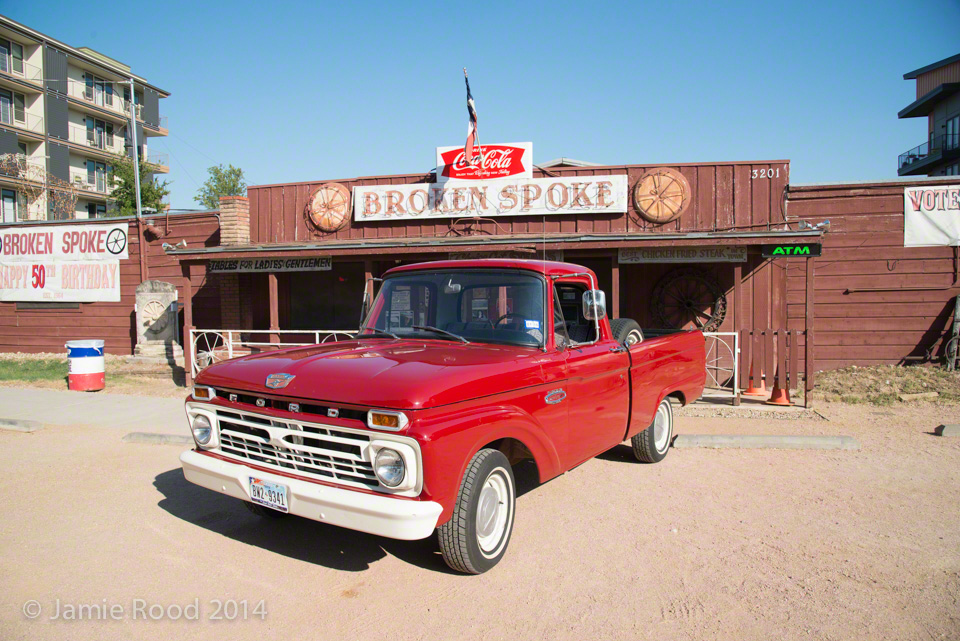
left=0, top=213, right=220, bottom=355
left=786, top=180, right=960, bottom=371
left=248, top=161, right=791, bottom=245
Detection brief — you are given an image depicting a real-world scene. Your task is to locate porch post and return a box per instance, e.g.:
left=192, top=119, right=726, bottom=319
left=181, top=262, right=194, bottom=387
left=268, top=272, right=280, bottom=345
left=733, top=260, right=743, bottom=406
left=610, top=252, right=620, bottom=319
left=804, top=257, right=815, bottom=408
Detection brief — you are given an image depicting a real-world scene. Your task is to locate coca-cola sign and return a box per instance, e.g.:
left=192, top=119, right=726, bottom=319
left=436, top=142, right=532, bottom=183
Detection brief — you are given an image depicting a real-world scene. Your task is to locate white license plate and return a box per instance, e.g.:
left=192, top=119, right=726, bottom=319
left=249, top=477, right=288, bottom=513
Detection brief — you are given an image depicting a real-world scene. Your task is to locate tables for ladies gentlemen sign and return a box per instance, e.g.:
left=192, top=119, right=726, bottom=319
left=904, top=184, right=960, bottom=247
left=0, top=222, right=127, bottom=302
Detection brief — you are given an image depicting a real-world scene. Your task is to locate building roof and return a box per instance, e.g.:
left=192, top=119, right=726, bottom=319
left=538, top=158, right=601, bottom=168
left=899, top=83, right=960, bottom=118
left=903, top=52, right=960, bottom=80
left=0, top=13, right=170, bottom=96
left=167, top=229, right=824, bottom=261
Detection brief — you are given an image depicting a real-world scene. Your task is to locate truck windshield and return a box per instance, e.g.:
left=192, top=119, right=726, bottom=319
left=360, top=270, right=546, bottom=348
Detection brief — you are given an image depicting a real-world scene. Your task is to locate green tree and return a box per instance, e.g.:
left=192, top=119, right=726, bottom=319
left=107, top=153, right=171, bottom=217
left=194, top=164, right=247, bottom=209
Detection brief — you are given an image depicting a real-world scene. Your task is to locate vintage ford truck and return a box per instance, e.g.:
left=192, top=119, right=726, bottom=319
left=180, top=259, right=705, bottom=573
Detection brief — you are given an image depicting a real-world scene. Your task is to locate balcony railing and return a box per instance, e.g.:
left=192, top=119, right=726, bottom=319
left=0, top=110, right=43, bottom=134
left=899, top=133, right=960, bottom=170
left=0, top=58, right=42, bottom=84
left=67, top=122, right=125, bottom=155
left=146, top=151, right=169, bottom=167
left=70, top=171, right=115, bottom=195
left=64, top=78, right=131, bottom=117
left=0, top=153, right=46, bottom=182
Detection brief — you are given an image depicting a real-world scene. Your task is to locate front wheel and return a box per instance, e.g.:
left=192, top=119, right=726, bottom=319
left=632, top=398, right=674, bottom=463
left=438, top=449, right=516, bottom=574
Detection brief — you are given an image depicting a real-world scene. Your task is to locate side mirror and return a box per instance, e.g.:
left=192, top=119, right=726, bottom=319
left=583, top=290, right=606, bottom=321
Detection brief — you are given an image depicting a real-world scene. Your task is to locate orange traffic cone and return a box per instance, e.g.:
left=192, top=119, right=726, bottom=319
left=765, top=369, right=794, bottom=406
left=742, top=365, right=767, bottom=396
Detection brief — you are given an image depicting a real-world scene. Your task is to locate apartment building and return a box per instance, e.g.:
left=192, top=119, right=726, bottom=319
left=0, top=14, right=169, bottom=222
left=898, top=52, right=960, bottom=177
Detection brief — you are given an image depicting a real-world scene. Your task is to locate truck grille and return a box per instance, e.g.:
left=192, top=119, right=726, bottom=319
left=213, top=408, right=379, bottom=489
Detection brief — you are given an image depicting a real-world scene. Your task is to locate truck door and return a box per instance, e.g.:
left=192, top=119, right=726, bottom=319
left=554, top=280, right=631, bottom=467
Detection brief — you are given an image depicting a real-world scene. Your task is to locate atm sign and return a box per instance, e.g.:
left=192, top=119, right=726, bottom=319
left=761, top=243, right=822, bottom=258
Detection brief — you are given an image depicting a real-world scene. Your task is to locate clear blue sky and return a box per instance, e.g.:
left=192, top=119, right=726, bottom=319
left=7, top=0, right=959, bottom=209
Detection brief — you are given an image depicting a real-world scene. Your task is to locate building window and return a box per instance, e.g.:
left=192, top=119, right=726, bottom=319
left=86, top=160, right=107, bottom=192
left=0, top=88, right=25, bottom=125
left=0, top=39, right=23, bottom=75
left=1, top=188, right=16, bottom=222
left=86, top=202, right=106, bottom=218
left=946, top=163, right=959, bottom=176
left=85, top=117, right=113, bottom=150
left=947, top=115, right=959, bottom=152
left=17, top=142, right=27, bottom=157
left=83, top=73, right=114, bottom=107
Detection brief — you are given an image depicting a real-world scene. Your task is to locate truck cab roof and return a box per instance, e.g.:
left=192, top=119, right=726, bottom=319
left=384, top=259, right=596, bottom=280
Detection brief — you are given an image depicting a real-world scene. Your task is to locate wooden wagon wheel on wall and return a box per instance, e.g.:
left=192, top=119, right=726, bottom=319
left=305, top=182, right=351, bottom=233
left=651, top=267, right=727, bottom=332
left=633, top=167, right=691, bottom=224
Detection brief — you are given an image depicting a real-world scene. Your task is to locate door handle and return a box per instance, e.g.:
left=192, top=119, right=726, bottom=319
left=609, top=345, right=626, bottom=353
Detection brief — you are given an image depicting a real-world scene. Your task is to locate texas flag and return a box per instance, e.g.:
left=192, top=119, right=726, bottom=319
left=463, top=69, right=479, bottom=167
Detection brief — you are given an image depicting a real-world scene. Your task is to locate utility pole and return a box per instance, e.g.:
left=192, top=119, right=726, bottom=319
left=128, top=78, right=143, bottom=220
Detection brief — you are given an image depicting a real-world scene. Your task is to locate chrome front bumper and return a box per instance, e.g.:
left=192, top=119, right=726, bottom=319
left=180, top=449, right=443, bottom=540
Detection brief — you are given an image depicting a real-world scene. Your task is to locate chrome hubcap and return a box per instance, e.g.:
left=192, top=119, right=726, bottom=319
left=653, top=402, right=671, bottom=452
left=476, top=472, right=510, bottom=555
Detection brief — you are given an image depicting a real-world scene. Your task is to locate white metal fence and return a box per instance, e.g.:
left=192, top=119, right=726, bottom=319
left=189, top=329, right=356, bottom=377
left=702, top=331, right=739, bottom=400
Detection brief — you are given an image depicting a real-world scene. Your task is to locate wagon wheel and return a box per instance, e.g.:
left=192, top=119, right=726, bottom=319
left=305, top=182, right=351, bottom=233
left=193, top=331, right=230, bottom=372
left=704, top=333, right=736, bottom=389
left=945, top=336, right=960, bottom=371
left=651, top=268, right=727, bottom=332
left=633, top=168, right=691, bottom=224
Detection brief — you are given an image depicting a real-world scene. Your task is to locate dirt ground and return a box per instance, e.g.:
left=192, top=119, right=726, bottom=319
left=0, top=402, right=958, bottom=641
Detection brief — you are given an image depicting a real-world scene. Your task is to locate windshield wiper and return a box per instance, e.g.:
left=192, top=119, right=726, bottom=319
left=412, top=325, right=470, bottom=344
left=357, top=328, right=400, bottom=339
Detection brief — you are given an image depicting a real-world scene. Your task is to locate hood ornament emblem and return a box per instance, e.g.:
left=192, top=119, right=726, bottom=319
left=265, top=373, right=296, bottom=389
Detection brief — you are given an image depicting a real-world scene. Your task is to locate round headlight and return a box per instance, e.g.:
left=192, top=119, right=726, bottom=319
left=191, top=414, right=213, bottom=445
left=374, top=448, right=405, bottom=487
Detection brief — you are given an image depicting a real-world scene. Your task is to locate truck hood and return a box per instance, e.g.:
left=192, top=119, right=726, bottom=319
left=196, top=339, right=549, bottom=410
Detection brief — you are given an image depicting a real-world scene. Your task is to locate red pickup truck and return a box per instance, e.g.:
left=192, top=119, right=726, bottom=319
left=180, top=259, right=705, bottom=573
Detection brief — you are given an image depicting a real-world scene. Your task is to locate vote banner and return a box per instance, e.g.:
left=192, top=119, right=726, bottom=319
left=0, top=259, right=121, bottom=302
left=904, top=184, right=960, bottom=247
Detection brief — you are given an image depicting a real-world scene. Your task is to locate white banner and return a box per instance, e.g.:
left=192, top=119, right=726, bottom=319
left=0, top=222, right=128, bottom=261
left=904, top=184, right=960, bottom=247
left=354, top=175, right=628, bottom=222
left=0, top=260, right=120, bottom=302
left=619, top=246, right=747, bottom=263
left=208, top=257, right=332, bottom=273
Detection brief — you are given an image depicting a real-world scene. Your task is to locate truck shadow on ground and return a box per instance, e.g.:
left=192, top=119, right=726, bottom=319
left=152, top=460, right=540, bottom=574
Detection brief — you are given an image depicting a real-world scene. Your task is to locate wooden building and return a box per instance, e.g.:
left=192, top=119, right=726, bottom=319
left=171, top=159, right=822, bottom=401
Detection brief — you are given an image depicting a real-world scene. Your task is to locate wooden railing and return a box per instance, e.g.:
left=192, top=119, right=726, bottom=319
left=739, top=329, right=809, bottom=405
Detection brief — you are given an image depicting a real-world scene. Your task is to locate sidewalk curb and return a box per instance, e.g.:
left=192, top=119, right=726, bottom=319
left=0, top=418, right=44, bottom=433
left=122, top=432, right=192, bottom=446
left=673, top=434, right=861, bottom=450
left=935, top=424, right=960, bottom=437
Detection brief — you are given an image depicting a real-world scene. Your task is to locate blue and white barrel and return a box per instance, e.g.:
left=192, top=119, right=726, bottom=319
left=65, top=339, right=105, bottom=391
